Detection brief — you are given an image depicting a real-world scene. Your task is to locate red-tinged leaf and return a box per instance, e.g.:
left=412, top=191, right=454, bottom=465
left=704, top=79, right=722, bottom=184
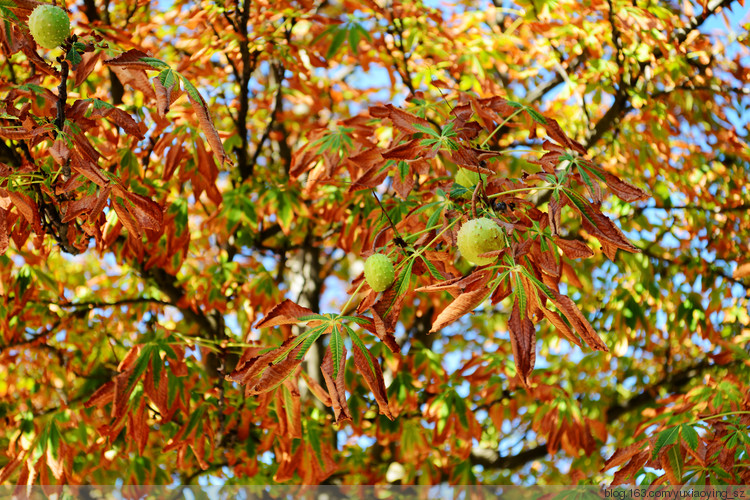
left=88, top=185, right=112, bottom=223
left=733, top=260, right=750, bottom=279
left=226, top=337, right=300, bottom=387
left=8, top=191, right=38, bottom=230
left=540, top=306, right=581, bottom=347
left=84, top=380, right=115, bottom=409
left=118, top=188, right=163, bottom=232
left=254, top=299, right=317, bottom=329
left=0, top=123, right=53, bottom=140
left=392, top=166, right=414, bottom=199
left=112, top=198, right=141, bottom=238
left=350, top=330, right=394, bottom=420
left=564, top=188, right=640, bottom=254
left=549, top=197, right=561, bottom=236
left=61, top=195, right=96, bottom=223
left=430, top=288, right=489, bottom=333
left=380, top=139, right=423, bottom=160
left=110, top=66, right=156, bottom=101
left=184, top=79, right=228, bottom=166
left=508, top=297, right=536, bottom=388
left=90, top=105, right=146, bottom=140
left=71, top=154, right=108, bottom=187
left=415, top=270, right=488, bottom=297
left=321, top=346, right=352, bottom=423
left=544, top=118, right=586, bottom=154
left=369, top=103, right=432, bottom=134
left=50, top=138, right=71, bottom=165
left=104, top=49, right=154, bottom=70
left=74, top=51, right=103, bottom=87
left=130, top=398, right=149, bottom=455
left=555, top=237, right=594, bottom=259
left=550, top=291, right=608, bottom=351
left=247, top=355, right=302, bottom=396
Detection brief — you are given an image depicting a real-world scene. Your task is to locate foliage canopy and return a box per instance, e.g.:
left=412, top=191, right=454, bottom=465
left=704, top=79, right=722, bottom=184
left=1, top=0, right=749, bottom=486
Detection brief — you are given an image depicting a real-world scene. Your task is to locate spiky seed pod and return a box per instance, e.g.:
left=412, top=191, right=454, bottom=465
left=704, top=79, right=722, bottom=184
left=28, top=5, right=70, bottom=50
left=457, top=217, right=503, bottom=266
left=364, top=253, right=395, bottom=292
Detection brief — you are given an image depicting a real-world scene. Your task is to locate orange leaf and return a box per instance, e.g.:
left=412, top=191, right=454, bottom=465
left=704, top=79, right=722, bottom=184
left=104, top=49, right=155, bottom=70
left=733, top=260, right=750, bottom=279
left=430, top=287, right=488, bottom=332
left=186, top=85, right=228, bottom=166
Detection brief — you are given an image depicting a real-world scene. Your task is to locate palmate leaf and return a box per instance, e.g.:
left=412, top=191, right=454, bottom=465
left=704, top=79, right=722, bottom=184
left=652, top=425, right=680, bottom=458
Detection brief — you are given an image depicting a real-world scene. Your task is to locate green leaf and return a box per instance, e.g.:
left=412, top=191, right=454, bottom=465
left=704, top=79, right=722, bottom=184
left=295, top=324, right=327, bottom=360
left=180, top=75, right=203, bottom=103
left=326, top=27, right=348, bottom=59
left=519, top=266, right=554, bottom=300
left=47, top=422, right=61, bottom=456
left=513, top=272, right=527, bottom=315
left=524, top=106, right=547, bottom=124
left=666, top=444, right=684, bottom=482
left=330, top=324, right=344, bottom=378
left=347, top=25, right=361, bottom=54
left=347, top=326, right=377, bottom=377
left=680, top=423, right=699, bottom=451
left=420, top=255, right=444, bottom=280
left=182, top=405, right=205, bottom=437
left=138, top=56, right=170, bottom=70
left=652, top=426, right=680, bottom=458
left=66, top=47, right=82, bottom=66
left=562, top=187, right=598, bottom=229
left=412, top=123, right=440, bottom=138
left=158, top=68, right=177, bottom=90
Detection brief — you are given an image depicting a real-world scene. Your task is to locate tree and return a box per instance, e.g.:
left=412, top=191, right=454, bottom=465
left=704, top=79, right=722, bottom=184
left=1, top=0, right=748, bottom=486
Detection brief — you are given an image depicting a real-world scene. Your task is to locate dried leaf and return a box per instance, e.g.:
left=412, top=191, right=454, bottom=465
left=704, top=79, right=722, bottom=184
left=184, top=77, right=228, bottom=165
left=430, top=288, right=488, bottom=332
left=508, top=297, right=536, bottom=388
left=555, top=237, right=594, bottom=260
left=321, top=346, right=352, bottom=423
left=551, top=291, right=608, bottom=351
left=104, top=49, right=155, bottom=70
left=733, top=261, right=750, bottom=279
left=350, top=328, right=393, bottom=419
left=254, top=299, right=316, bottom=329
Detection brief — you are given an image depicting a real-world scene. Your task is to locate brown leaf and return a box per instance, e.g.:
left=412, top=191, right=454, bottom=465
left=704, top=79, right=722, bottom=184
left=508, top=298, right=536, bottom=388
left=415, top=270, right=487, bottom=297
left=351, top=338, right=394, bottom=420
left=70, top=153, right=108, bottom=187
left=365, top=308, right=400, bottom=353
left=61, top=195, right=96, bottom=223
left=226, top=337, right=301, bottom=388
left=104, top=49, right=155, bottom=70
left=276, top=379, right=302, bottom=439
left=0, top=123, right=53, bottom=140
left=540, top=306, right=581, bottom=347
left=90, top=105, right=146, bottom=140
left=598, top=168, right=649, bottom=202
left=551, top=291, right=608, bottom=351
left=254, top=299, right=316, bottom=329
left=430, top=288, right=488, bottom=332
left=369, top=104, right=432, bottom=134
left=380, top=139, right=422, bottom=160
left=186, top=86, right=228, bottom=166
left=321, top=346, right=352, bottom=423
left=74, top=51, right=103, bottom=87
left=544, top=118, right=586, bottom=154
left=301, top=371, right=332, bottom=407
left=555, top=237, right=594, bottom=259
left=152, top=76, right=178, bottom=117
